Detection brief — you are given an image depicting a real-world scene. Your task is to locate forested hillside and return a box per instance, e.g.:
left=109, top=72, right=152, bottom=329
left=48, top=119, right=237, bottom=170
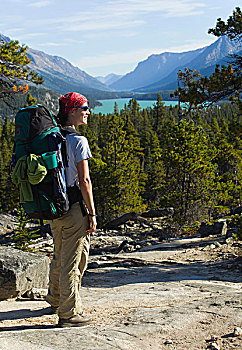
left=0, top=95, right=241, bottom=232
left=0, top=85, right=102, bottom=119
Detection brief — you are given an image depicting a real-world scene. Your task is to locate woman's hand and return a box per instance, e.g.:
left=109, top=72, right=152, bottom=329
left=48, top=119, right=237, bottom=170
left=87, top=215, right=97, bottom=234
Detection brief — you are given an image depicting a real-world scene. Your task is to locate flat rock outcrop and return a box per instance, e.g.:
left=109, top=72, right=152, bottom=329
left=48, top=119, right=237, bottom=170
left=0, top=246, right=49, bottom=300
left=0, top=235, right=241, bottom=350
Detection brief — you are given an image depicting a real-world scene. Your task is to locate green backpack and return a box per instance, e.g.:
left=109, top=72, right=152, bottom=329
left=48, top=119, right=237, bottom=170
left=12, top=104, right=70, bottom=220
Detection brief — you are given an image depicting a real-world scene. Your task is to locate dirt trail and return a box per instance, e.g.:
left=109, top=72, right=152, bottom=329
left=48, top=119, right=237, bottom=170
left=0, top=235, right=241, bottom=350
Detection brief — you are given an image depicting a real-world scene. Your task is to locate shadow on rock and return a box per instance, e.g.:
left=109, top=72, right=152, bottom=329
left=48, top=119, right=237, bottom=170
left=0, top=324, right=57, bottom=332
left=0, top=307, right=54, bottom=321
left=83, top=258, right=241, bottom=288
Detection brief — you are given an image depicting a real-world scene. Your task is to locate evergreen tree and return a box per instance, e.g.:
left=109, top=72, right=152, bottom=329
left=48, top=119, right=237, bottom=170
left=140, top=109, right=164, bottom=206
left=127, top=98, right=142, bottom=132
left=171, top=8, right=242, bottom=113
left=152, top=93, right=166, bottom=138
left=159, top=119, right=216, bottom=225
left=92, top=112, right=145, bottom=221
left=113, top=101, right=119, bottom=115
left=0, top=117, right=18, bottom=211
left=210, top=117, right=242, bottom=215
left=0, top=40, right=43, bottom=106
left=10, top=206, right=38, bottom=251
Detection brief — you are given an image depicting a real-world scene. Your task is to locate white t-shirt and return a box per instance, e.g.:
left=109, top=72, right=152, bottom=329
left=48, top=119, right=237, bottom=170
left=65, top=134, right=92, bottom=187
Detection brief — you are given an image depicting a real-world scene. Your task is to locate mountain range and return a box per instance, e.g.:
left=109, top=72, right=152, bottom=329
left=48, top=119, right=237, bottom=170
left=110, top=37, right=240, bottom=92
left=0, top=33, right=112, bottom=98
left=0, top=34, right=240, bottom=98
left=27, top=48, right=113, bottom=94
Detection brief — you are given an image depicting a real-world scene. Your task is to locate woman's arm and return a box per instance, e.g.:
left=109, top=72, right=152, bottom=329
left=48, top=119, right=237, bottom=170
left=77, top=159, right=97, bottom=233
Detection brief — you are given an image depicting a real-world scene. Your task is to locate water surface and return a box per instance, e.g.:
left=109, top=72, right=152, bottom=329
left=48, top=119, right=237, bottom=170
left=93, top=98, right=179, bottom=114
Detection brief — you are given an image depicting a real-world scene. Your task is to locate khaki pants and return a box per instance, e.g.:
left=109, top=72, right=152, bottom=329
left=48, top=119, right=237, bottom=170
left=46, top=202, right=90, bottom=319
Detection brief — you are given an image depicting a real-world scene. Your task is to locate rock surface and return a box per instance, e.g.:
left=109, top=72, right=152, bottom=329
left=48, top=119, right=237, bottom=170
left=0, top=235, right=241, bottom=350
left=0, top=213, right=18, bottom=234
left=0, top=246, right=49, bottom=300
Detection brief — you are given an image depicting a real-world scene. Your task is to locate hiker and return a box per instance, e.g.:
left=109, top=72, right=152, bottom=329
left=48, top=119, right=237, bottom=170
left=46, top=92, right=97, bottom=328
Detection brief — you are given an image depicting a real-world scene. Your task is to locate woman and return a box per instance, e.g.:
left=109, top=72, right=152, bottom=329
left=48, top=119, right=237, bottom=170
left=46, top=92, right=97, bottom=328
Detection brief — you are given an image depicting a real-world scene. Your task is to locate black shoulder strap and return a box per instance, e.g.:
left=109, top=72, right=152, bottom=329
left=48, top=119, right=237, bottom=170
left=61, top=126, right=81, bottom=137
left=60, top=126, right=82, bottom=168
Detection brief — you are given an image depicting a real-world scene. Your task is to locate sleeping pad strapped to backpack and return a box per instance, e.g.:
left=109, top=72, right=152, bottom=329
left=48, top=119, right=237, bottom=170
left=12, top=104, right=71, bottom=220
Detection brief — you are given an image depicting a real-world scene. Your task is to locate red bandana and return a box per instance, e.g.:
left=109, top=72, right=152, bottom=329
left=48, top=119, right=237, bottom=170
left=59, top=92, right=88, bottom=115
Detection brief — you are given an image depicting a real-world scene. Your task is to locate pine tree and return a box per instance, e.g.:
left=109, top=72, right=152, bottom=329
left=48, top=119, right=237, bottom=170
left=211, top=127, right=241, bottom=215
left=114, top=101, right=119, bottom=115
left=139, top=109, right=164, bottom=206
left=0, top=40, right=43, bottom=106
left=10, top=206, right=38, bottom=251
left=152, top=93, right=166, bottom=138
left=0, top=117, right=18, bottom=211
left=171, top=8, right=242, bottom=113
left=91, top=112, right=145, bottom=222
left=159, top=119, right=217, bottom=225
left=127, top=98, right=142, bottom=132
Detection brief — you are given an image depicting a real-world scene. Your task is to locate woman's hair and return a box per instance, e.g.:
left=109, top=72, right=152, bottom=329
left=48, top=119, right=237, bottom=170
left=56, top=99, right=68, bottom=126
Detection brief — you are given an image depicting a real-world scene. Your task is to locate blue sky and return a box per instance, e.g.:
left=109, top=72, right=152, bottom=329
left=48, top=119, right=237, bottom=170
left=0, top=0, right=239, bottom=77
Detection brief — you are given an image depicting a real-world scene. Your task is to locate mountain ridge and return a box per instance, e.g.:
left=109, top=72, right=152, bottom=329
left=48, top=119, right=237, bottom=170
left=110, top=46, right=206, bottom=91
left=111, top=37, right=240, bottom=92
left=0, top=34, right=113, bottom=96
left=27, top=47, right=113, bottom=93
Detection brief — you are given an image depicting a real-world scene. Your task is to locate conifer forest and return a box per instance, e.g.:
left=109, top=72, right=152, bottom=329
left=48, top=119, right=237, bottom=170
left=0, top=95, right=241, bottom=232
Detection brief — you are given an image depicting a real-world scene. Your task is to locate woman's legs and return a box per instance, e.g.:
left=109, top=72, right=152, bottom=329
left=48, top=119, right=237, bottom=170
left=46, top=203, right=90, bottom=319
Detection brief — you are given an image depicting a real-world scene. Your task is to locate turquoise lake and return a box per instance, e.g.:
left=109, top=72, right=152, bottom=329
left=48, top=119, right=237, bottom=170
left=92, top=98, right=179, bottom=114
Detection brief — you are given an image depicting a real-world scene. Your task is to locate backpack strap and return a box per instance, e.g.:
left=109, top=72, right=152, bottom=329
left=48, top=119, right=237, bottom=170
left=61, top=126, right=87, bottom=217
left=61, top=126, right=81, bottom=136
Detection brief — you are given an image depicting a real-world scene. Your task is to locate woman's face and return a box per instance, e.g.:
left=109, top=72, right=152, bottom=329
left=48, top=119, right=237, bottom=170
left=70, top=102, right=90, bottom=126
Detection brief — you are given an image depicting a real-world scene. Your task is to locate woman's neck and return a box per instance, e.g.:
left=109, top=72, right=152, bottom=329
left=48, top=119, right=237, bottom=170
left=65, top=122, right=76, bottom=129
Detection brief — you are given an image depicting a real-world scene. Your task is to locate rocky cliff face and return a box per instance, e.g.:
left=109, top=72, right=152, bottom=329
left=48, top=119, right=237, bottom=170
left=110, top=47, right=205, bottom=91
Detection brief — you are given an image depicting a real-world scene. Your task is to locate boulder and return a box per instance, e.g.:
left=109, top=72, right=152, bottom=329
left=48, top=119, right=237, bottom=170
left=0, top=246, right=49, bottom=300
left=198, top=221, right=227, bottom=237
left=230, top=206, right=242, bottom=215
left=0, top=212, right=43, bottom=236
left=0, top=212, right=18, bottom=233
